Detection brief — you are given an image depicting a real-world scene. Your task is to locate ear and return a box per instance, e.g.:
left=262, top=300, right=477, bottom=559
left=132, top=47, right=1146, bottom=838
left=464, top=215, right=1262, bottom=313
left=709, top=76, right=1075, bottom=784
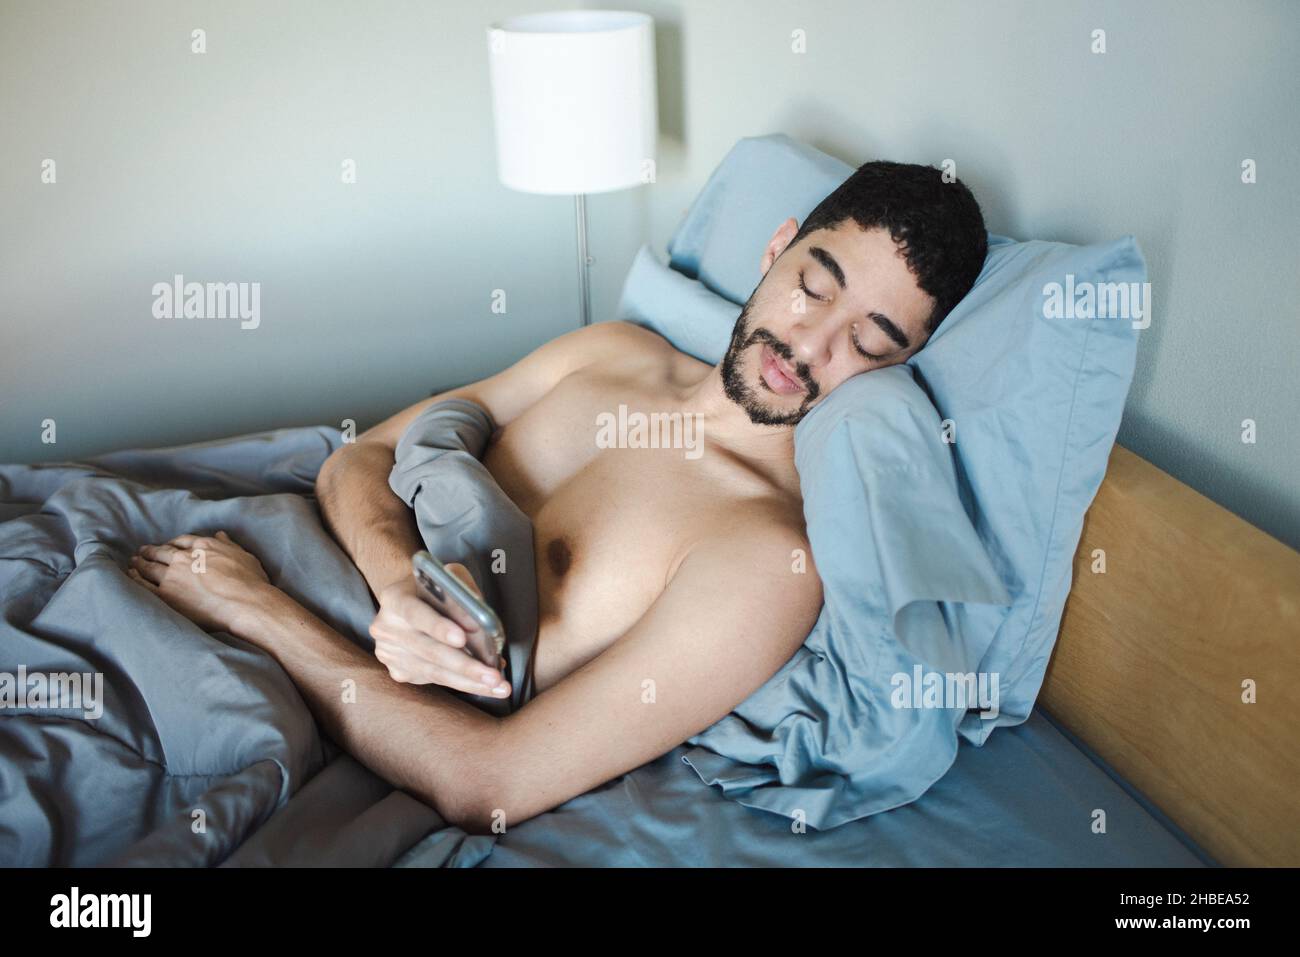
left=759, top=217, right=801, bottom=276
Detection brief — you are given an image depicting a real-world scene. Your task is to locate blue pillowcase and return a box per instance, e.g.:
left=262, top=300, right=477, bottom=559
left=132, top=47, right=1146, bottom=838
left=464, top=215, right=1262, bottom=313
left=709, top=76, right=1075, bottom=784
left=910, top=233, right=1145, bottom=742
left=616, top=133, right=1144, bottom=823
left=616, top=245, right=738, bottom=364
left=666, top=134, right=857, bottom=304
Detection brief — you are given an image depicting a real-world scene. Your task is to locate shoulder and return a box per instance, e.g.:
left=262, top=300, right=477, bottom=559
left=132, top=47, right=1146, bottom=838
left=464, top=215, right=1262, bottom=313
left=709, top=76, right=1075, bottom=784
left=524, top=321, right=700, bottom=405
left=545, top=320, right=679, bottom=374
left=575, top=319, right=672, bottom=349
left=462, top=322, right=671, bottom=426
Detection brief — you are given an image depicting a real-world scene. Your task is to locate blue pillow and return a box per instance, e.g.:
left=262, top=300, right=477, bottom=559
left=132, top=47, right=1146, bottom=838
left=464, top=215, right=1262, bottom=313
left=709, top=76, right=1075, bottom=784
left=615, top=245, right=738, bottom=364
left=909, top=234, right=1145, bottom=743
left=628, top=133, right=1143, bottom=758
left=667, top=134, right=852, bottom=304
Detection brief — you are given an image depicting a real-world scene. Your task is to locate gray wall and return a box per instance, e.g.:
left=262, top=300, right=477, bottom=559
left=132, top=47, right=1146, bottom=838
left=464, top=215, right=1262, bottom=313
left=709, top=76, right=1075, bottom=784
left=619, top=0, right=1299, bottom=551
left=3, top=0, right=1297, bottom=551
left=1, top=0, right=613, bottom=456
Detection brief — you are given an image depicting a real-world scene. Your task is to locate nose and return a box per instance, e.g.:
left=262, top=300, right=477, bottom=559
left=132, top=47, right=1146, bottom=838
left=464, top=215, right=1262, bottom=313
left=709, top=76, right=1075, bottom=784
left=786, top=313, right=835, bottom=370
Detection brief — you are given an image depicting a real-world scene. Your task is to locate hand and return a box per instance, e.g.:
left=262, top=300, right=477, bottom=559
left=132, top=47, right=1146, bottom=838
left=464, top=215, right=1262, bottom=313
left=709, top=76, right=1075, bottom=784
left=127, top=531, right=275, bottom=636
left=369, top=564, right=510, bottom=698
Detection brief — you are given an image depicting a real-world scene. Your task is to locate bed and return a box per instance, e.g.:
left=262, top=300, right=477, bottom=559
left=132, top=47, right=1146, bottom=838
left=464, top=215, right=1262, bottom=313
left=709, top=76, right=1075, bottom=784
left=223, top=706, right=1211, bottom=868
left=215, top=445, right=1298, bottom=869
left=200, top=441, right=1300, bottom=868
left=5, top=396, right=1290, bottom=868
left=4, top=135, right=1296, bottom=868
left=483, top=709, right=1209, bottom=867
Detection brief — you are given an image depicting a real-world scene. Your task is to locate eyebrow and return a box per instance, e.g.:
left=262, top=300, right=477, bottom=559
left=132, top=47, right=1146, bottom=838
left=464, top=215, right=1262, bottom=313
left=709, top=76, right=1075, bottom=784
left=809, top=246, right=846, bottom=289
left=808, top=245, right=911, bottom=350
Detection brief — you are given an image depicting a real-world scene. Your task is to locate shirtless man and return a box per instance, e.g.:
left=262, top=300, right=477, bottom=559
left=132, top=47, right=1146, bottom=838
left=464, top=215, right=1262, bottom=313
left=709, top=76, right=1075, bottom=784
left=126, top=161, right=987, bottom=833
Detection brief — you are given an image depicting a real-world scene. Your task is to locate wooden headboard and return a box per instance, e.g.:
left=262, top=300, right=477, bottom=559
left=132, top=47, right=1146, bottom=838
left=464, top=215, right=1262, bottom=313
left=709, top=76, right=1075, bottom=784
left=1039, top=445, right=1300, bottom=867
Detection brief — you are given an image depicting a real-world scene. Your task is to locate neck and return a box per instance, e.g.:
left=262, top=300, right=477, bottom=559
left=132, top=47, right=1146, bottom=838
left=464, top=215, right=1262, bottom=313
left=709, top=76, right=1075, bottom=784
left=679, top=362, right=797, bottom=465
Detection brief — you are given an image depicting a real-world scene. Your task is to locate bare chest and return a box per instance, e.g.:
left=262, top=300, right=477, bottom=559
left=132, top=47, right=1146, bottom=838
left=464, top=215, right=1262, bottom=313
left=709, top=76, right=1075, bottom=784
left=482, top=378, right=723, bottom=690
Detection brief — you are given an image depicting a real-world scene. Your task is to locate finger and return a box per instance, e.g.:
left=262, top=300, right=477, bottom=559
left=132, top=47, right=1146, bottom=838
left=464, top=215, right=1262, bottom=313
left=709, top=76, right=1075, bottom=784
left=434, top=666, right=512, bottom=698
left=215, top=530, right=233, bottom=544
left=419, top=640, right=509, bottom=694
left=372, top=608, right=452, bottom=647
left=167, top=534, right=201, bottom=549
left=373, top=644, right=404, bottom=673
left=381, top=662, right=414, bottom=684
left=444, top=562, right=483, bottom=599
left=126, top=567, right=159, bottom=592
left=394, top=649, right=509, bottom=697
left=373, top=643, right=434, bottom=686
left=375, top=628, right=507, bottom=694
left=130, top=555, right=168, bottom=585
left=372, top=619, right=469, bottom=670
left=393, top=595, right=468, bottom=649
left=138, top=543, right=181, bottom=564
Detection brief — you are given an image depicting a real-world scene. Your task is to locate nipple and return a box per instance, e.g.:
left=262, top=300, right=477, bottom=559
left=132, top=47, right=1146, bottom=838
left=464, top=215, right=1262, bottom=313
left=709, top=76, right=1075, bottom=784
left=546, top=536, right=573, bottom=577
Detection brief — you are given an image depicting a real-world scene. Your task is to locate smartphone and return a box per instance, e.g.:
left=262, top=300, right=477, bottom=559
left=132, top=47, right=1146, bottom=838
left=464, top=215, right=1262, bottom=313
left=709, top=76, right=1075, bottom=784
left=411, top=551, right=505, bottom=669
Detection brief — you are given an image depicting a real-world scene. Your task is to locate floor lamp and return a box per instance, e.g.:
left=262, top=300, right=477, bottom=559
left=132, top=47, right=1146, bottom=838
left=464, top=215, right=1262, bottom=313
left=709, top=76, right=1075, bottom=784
left=487, top=10, right=658, bottom=327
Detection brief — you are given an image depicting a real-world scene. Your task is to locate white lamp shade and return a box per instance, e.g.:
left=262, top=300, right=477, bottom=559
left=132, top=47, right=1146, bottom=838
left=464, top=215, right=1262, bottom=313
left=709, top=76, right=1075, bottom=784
left=487, top=10, right=657, bottom=195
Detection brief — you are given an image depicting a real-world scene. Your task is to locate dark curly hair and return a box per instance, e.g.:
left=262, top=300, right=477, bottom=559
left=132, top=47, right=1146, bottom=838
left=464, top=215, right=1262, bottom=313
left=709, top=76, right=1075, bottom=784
left=789, top=161, right=987, bottom=334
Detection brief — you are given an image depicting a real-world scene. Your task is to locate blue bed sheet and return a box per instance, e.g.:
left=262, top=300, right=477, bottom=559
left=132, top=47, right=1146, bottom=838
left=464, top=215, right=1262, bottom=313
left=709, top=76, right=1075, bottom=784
left=479, top=709, right=1210, bottom=867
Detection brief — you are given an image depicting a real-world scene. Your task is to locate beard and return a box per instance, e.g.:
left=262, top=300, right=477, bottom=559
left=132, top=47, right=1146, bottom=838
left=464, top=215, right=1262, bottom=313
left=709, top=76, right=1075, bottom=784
left=719, top=297, right=821, bottom=426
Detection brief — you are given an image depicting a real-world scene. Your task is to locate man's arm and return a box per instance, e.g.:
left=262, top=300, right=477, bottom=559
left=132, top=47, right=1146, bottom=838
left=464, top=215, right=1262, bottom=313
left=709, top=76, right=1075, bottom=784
left=315, top=321, right=648, bottom=597
left=233, top=517, right=823, bottom=832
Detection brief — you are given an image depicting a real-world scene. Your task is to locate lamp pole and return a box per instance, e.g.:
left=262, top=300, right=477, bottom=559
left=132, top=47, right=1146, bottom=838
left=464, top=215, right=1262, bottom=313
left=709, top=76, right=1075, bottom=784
left=575, top=193, right=592, bottom=327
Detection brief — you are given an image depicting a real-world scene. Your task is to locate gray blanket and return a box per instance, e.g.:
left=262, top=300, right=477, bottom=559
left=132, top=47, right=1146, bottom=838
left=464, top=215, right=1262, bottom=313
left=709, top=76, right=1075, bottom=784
left=0, top=403, right=517, bottom=866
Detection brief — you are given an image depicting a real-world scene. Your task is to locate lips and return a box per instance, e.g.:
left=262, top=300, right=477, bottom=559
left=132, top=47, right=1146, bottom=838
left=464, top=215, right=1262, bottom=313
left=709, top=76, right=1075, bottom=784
left=759, top=343, right=804, bottom=395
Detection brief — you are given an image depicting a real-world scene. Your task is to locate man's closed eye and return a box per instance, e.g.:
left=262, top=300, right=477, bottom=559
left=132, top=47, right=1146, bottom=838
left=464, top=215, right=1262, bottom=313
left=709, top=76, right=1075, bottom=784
left=797, top=270, right=828, bottom=303
left=850, top=325, right=891, bottom=362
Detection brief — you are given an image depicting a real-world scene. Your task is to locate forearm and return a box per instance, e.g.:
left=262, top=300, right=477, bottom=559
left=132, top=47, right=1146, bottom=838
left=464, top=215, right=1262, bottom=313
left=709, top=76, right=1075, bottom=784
left=235, top=584, right=501, bottom=827
left=317, top=441, right=422, bottom=596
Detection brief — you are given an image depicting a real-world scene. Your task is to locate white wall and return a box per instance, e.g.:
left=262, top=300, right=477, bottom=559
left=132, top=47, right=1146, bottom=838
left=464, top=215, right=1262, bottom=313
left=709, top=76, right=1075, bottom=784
left=2, top=0, right=1296, bottom=551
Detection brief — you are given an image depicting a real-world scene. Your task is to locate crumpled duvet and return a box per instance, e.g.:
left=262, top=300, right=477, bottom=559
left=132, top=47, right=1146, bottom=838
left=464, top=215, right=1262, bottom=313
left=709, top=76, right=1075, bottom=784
left=0, top=422, right=496, bottom=866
